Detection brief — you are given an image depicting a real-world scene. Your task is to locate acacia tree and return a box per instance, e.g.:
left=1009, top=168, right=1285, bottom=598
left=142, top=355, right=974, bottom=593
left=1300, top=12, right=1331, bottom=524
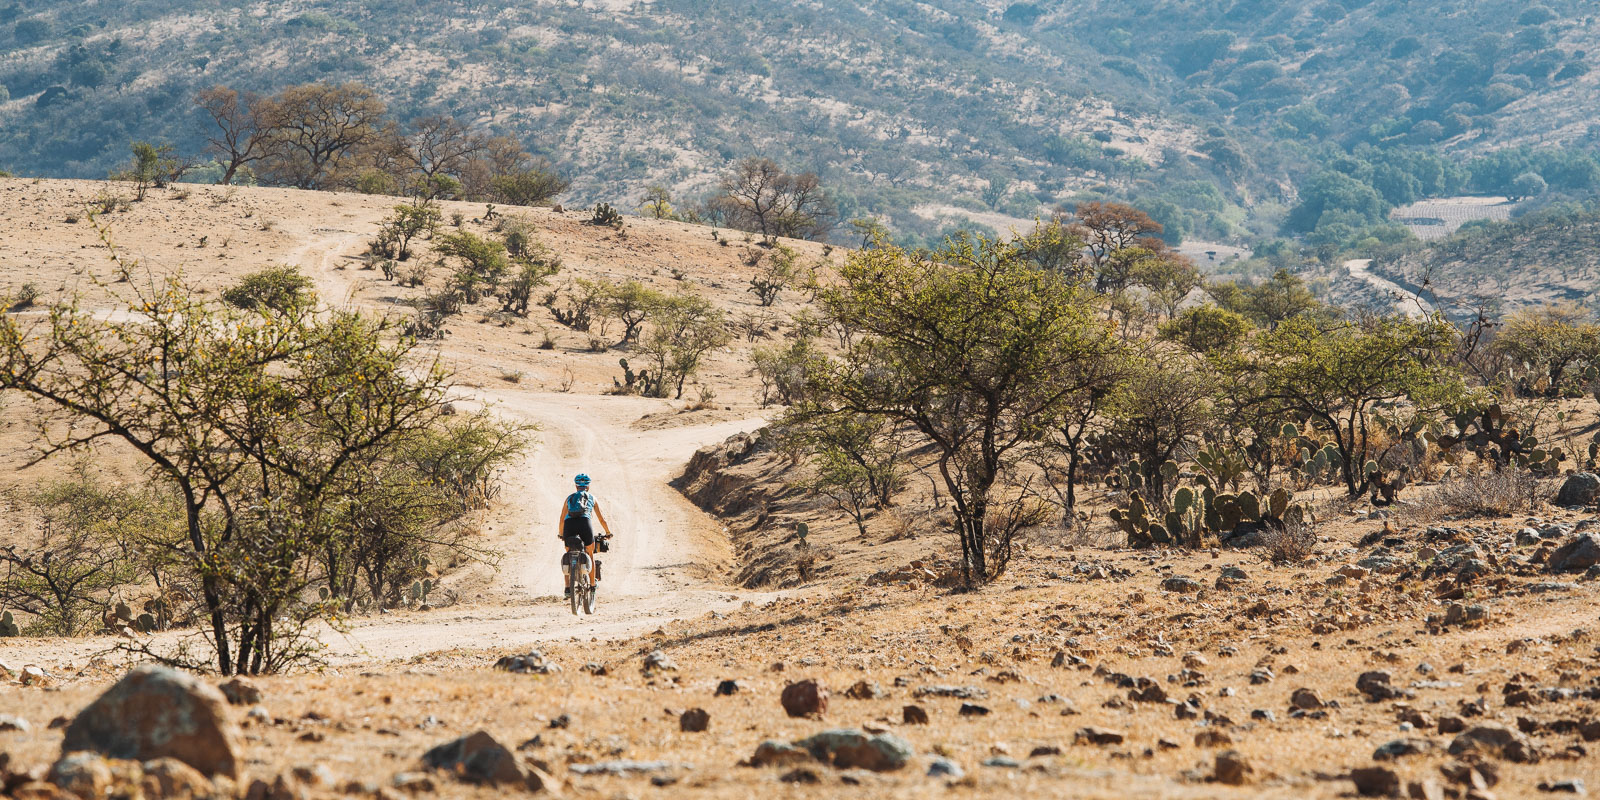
left=195, top=86, right=271, bottom=185
left=1103, top=349, right=1218, bottom=507
left=713, top=157, right=835, bottom=241
left=0, top=272, right=458, bottom=674
left=256, top=83, right=386, bottom=189
left=637, top=293, right=732, bottom=399
left=1491, top=302, right=1598, bottom=393
left=403, top=115, right=487, bottom=199
left=1229, top=314, right=1466, bottom=496
left=810, top=233, right=1119, bottom=585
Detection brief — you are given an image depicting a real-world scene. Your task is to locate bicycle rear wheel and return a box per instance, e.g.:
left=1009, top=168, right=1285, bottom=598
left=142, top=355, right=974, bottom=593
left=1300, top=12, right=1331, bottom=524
left=569, top=559, right=582, bottom=615
left=583, top=584, right=596, bottom=614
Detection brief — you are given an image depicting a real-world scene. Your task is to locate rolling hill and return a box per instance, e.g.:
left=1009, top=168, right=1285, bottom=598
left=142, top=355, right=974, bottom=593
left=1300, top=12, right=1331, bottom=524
left=2, top=0, right=1599, bottom=246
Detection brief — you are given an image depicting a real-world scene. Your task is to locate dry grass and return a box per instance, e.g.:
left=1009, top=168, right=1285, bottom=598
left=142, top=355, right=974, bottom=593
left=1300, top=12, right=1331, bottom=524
left=1428, top=468, right=1548, bottom=517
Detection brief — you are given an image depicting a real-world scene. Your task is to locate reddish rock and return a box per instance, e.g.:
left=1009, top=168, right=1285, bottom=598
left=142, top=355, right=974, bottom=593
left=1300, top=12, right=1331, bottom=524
left=679, top=708, right=710, bottom=733
left=781, top=680, right=829, bottom=718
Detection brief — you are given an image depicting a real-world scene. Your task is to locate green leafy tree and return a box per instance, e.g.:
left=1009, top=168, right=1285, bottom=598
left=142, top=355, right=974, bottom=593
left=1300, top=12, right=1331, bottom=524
left=222, top=265, right=315, bottom=312
left=1230, top=314, right=1466, bottom=496
left=0, top=273, right=460, bottom=674
left=637, top=293, right=732, bottom=399
left=599, top=279, right=665, bottom=344
left=1159, top=304, right=1252, bottom=354
left=1491, top=302, right=1598, bottom=393
left=809, top=234, right=1119, bottom=585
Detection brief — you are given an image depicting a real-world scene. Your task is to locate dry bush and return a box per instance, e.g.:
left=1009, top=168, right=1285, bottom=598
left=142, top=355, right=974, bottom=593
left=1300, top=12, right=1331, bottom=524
left=1429, top=468, right=1547, bottom=517
left=1261, top=517, right=1317, bottom=564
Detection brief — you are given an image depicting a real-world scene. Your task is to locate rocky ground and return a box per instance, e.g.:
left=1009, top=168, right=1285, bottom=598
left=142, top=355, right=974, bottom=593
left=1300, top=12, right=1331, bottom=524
left=4, top=498, right=1599, bottom=799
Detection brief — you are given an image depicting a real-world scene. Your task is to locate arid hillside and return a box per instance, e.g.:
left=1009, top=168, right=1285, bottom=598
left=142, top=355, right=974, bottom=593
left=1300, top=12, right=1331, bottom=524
left=1, top=179, right=1600, bottom=800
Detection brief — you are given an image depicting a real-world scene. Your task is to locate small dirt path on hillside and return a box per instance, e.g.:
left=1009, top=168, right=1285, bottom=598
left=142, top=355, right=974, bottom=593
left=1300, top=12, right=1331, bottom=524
left=1344, top=258, right=1435, bottom=319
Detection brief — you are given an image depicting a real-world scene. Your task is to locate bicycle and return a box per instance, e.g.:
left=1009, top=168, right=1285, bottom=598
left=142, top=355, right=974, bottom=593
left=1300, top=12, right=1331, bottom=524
left=561, top=534, right=608, bottom=615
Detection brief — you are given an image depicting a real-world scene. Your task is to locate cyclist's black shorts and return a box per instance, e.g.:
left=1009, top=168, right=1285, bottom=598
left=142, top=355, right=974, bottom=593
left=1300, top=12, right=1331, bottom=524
left=563, top=515, right=595, bottom=548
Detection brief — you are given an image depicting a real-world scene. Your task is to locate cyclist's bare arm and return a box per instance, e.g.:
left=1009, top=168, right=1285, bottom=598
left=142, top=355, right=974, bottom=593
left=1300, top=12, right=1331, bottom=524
left=593, top=501, right=613, bottom=536
left=557, top=505, right=568, bottom=540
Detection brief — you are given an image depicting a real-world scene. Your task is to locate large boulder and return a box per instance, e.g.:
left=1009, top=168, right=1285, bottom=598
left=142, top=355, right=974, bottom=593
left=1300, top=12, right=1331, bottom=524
left=1548, top=534, right=1600, bottom=573
left=1555, top=473, right=1600, bottom=506
left=61, top=666, right=242, bottom=781
left=422, top=731, right=536, bottom=788
left=795, top=730, right=913, bottom=771
left=1448, top=723, right=1540, bottom=763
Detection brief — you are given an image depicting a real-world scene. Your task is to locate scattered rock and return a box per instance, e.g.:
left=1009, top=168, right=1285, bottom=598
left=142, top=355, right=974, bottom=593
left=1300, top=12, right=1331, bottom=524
left=679, top=708, right=709, bottom=733
left=1249, top=668, right=1274, bottom=685
left=390, top=772, right=437, bottom=793
left=779, top=767, right=821, bottom=784
left=1351, top=766, right=1402, bottom=797
left=0, top=715, right=30, bottom=733
left=49, top=753, right=112, bottom=800
left=495, top=652, right=560, bottom=675
left=911, top=685, right=988, bottom=700
left=1442, top=603, right=1490, bottom=629
left=1212, top=750, right=1253, bottom=785
left=926, top=758, right=964, bottom=779
left=957, top=703, right=990, bottom=717
left=21, top=666, right=52, bottom=687
left=1408, top=778, right=1446, bottom=800
left=796, top=729, right=914, bottom=771
left=902, top=705, right=929, bottom=725
left=1194, top=730, right=1233, bottom=748
left=1448, top=724, right=1540, bottom=764
left=1358, top=670, right=1411, bottom=701
left=781, top=679, right=829, bottom=718
left=61, top=665, right=243, bottom=781
left=1290, top=688, right=1324, bottom=710
left=1375, top=738, right=1437, bottom=761
left=982, top=756, right=1020, bottom=768
left=750, top=741, right=812, bottom=768
left=1554, top=473, right=1600, bottom=506
left=569, top=760, right=683, bottom=776
left=844, top=680, right=886, bottom=700
left=420, top=731, right=536, bottom=788
left=642, top=650, right=678, bottom=673
left=1073, top=727, right=1125, bottom=746
left=1538, top=779, right=1587, bottom=795
left=140, top=757, right=215, bottom=799
left=714, top=680, right=742, bottom=696
left=215, top=678, right=261, bottom=707
left=1549, top=534, right=1600, bottom=573
left=1162, top=576, right=1202, bottom=593
left=1439, top=715, right=1468, bottom=734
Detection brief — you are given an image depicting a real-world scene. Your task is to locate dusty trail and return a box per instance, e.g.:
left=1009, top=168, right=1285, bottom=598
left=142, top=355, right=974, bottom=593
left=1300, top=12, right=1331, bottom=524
left=0, top=224, right=774, bottom=670
left=1344, top=258, right=1435, bottom=319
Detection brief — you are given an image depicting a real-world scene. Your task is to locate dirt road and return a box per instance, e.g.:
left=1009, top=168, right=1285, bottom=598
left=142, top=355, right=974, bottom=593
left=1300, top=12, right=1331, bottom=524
left=1344, top=258, right=1435, bottom=319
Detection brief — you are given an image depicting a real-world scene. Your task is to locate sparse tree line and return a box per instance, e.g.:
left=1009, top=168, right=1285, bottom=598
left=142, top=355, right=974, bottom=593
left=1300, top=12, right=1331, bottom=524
left=0, top=258, right=527, bottom=674
left=94, top=83, right=570, bottom=206
left=756, top=202, right=1599, bottom=587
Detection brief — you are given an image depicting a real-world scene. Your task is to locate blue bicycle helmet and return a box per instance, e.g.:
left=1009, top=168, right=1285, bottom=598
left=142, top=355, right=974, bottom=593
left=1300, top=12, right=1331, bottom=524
left=574, top=473, right=591, bottom=487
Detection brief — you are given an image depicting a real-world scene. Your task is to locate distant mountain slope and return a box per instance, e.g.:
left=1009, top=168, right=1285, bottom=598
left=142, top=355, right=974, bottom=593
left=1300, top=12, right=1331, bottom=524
left=1, top=0, right=1596, bottom=240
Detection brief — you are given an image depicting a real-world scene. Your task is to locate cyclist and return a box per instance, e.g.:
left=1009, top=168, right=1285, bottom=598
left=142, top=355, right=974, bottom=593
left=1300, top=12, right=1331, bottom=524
left=558, top=473, right=612, bottom=599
